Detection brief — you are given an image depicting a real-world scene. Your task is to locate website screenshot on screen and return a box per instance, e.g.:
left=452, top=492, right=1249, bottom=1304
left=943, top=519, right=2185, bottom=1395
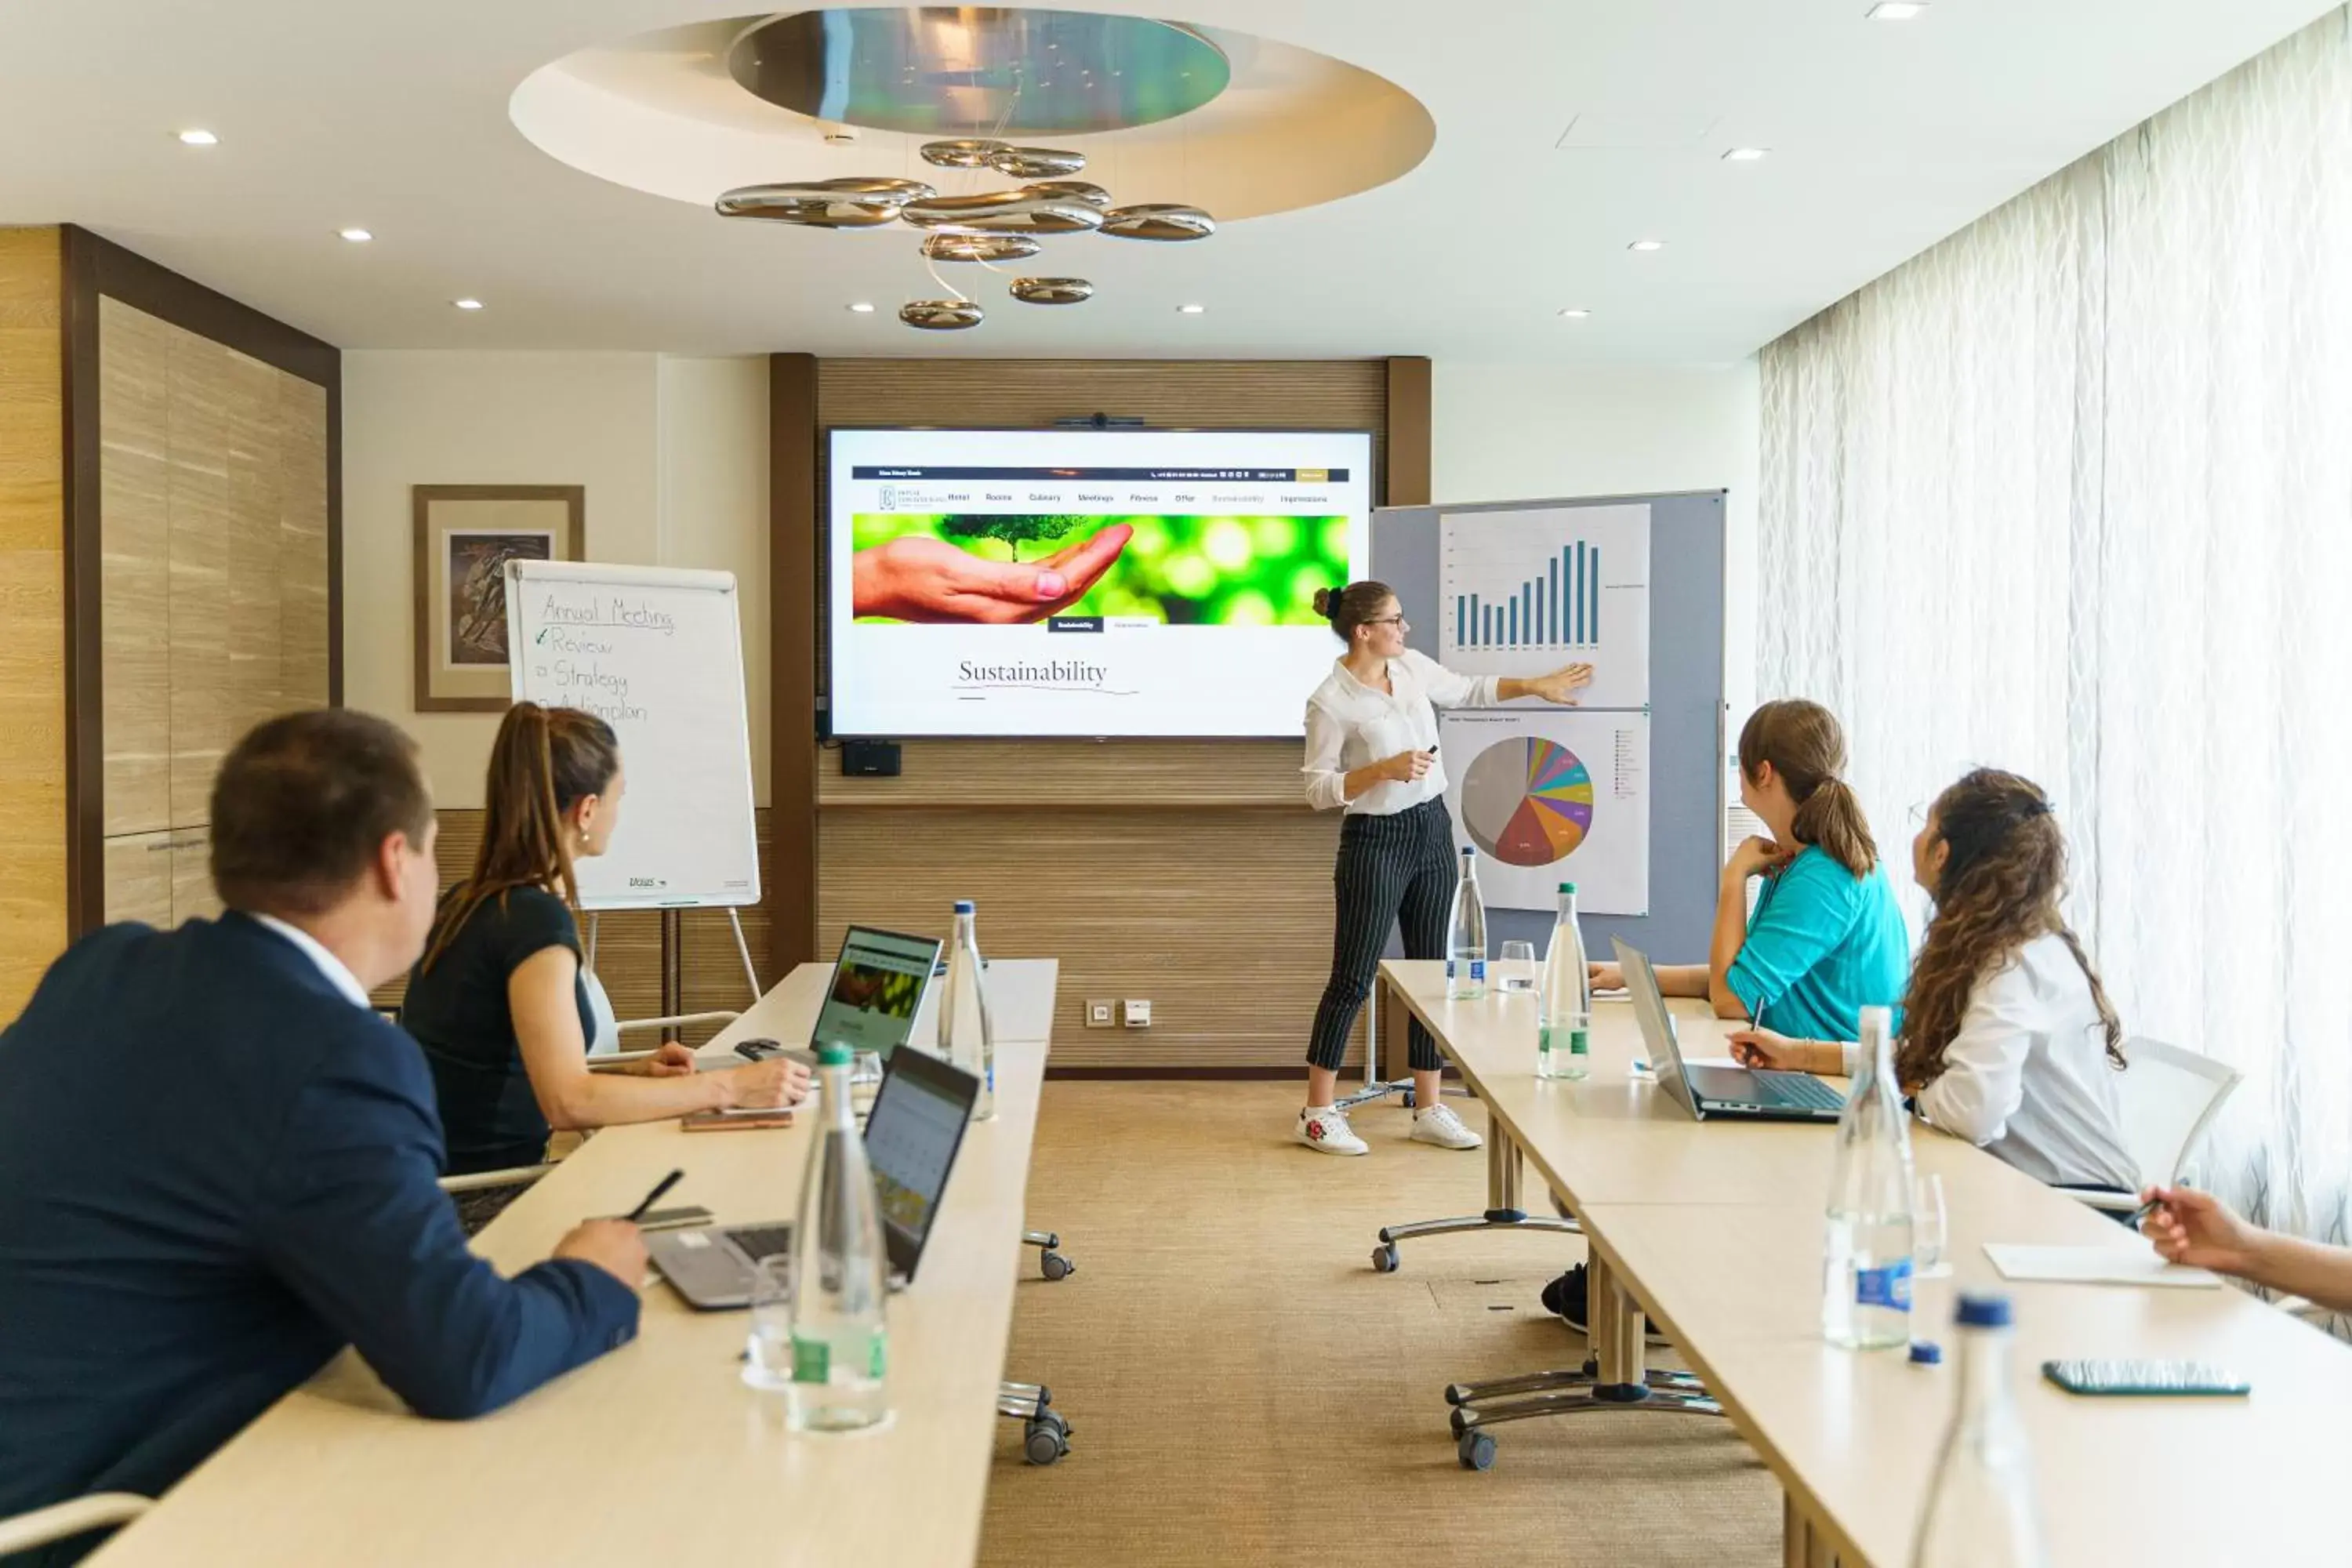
left=829, top=429, right=1372, bottom=738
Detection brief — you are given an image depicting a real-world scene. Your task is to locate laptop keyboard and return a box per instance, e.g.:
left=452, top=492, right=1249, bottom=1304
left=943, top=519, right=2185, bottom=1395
left=1751, top=1069, right=1844, bottom=1110
left=726, top=1225, right=796, bottom=1263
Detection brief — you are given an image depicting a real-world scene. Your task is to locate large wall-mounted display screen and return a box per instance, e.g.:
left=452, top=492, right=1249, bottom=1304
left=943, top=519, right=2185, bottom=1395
left=828, top=428, right=1373, bottom=738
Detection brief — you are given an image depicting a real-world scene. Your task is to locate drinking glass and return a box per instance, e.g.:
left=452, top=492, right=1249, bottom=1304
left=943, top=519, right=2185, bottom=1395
left=741, top=1254, right=797, bottom=1391
left=1914, top=1173, right=1951, bottom=1279
left=1499, top=940, right=1537, bottom=993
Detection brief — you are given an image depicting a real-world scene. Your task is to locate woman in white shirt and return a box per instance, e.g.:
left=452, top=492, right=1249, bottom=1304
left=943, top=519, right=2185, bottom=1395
left=1730, top=768, right=2136, bottom=1191
left=1295, top=581, right=1592, bottom=1155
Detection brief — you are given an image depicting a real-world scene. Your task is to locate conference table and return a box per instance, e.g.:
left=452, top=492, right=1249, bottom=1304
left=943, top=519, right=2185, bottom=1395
left=89, top=959, right=1061, bottom=1568
left=1373, top=958, right=2352, bottom=1568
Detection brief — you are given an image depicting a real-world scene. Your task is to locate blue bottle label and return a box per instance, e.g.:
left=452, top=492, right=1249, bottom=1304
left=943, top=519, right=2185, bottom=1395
left=1469, top=958, right=1486, bottom=982
left=1855, top=1258, right=1914, bottom=1311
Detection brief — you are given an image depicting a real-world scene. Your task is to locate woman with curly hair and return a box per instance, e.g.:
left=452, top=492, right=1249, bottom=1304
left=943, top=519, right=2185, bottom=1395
left=1730, top=768, right=2136, bottom=1190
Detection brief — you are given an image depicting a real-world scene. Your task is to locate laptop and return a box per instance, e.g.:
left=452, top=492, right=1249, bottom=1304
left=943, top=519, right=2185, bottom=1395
left=1612, top=937, right=1846, bottom=1124
left=738, top=925, right=944, bottom=1071
left=647, top=1046, right=982, bottom=1309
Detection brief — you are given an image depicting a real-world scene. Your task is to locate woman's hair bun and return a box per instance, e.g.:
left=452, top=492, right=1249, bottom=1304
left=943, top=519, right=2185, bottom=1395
left=1312, top=586, right=1336, bottom=619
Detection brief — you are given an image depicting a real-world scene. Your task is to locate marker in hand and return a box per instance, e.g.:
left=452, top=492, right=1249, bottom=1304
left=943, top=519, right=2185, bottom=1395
left=623, top=1167, right=685, bottom=1224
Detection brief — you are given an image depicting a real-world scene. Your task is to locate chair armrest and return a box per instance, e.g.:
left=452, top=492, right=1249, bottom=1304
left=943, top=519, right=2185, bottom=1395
left=617, top=1011, right=741, bottom=1034
left=0, top=1494, right=152, bottom=1555
left=437, top=1164, right=557, bottom=1195
left=2066, top=1188, right=2140, bottom=1213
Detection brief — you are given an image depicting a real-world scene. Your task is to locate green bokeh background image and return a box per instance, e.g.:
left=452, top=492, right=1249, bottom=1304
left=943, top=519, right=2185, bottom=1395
left=852, top=513, right=1352, bottom=625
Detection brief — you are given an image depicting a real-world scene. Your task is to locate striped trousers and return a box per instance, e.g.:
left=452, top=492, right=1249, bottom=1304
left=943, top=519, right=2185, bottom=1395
left=1305, top=797, right=1457, bottom=1073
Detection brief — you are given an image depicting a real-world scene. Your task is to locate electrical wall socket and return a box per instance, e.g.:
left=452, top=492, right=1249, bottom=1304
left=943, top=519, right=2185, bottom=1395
left=1085, top=1000, right=1116, bottom=1029
left=1122, top=998, right=1152, bottom=1029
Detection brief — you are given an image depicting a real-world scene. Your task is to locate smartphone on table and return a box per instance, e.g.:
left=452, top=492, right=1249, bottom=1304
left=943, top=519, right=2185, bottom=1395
left=2042, top=1360, right=2251, bottom=1397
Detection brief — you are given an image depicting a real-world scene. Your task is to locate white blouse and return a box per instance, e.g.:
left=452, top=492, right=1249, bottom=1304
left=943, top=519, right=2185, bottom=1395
left=1301, top=650, right=1499, bottom=815
left=1914, top=931, right=2137, bottom=1191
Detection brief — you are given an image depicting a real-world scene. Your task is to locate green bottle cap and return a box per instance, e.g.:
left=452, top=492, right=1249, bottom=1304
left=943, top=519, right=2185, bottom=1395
left=816, top=1042, right=852, bottom=1067
left=1559, top=882, right=1577, bottom=894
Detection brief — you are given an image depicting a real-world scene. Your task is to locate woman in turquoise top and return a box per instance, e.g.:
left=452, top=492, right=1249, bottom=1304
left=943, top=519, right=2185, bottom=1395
left=1548, top=699, right=1910, bottom=1334
left=1592, top=698, right=1909, bottom=1033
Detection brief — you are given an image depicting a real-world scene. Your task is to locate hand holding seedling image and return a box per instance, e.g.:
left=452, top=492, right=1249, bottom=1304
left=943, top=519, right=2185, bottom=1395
left=850, top=521, right=1134, bottom=623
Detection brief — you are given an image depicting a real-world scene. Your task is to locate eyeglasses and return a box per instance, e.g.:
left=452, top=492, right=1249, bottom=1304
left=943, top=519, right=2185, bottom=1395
left=1364, top=615, right=1406, bottom=628
left=1907, top=801, right=1929, bottom=829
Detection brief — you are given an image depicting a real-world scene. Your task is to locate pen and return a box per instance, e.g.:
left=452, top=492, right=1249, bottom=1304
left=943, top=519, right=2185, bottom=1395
left=2122, top=1196, right=2163, bottom=1232
left=624, top=1168, right=684, bottom=1223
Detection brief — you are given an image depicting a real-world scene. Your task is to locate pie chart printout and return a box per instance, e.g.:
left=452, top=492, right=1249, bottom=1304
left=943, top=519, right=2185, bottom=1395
left=1458, top=736, right=1595, bottom=868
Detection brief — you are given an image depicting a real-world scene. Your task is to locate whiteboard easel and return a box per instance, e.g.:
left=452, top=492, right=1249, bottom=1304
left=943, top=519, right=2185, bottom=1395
left=505, top=560, right=765, bottom=1029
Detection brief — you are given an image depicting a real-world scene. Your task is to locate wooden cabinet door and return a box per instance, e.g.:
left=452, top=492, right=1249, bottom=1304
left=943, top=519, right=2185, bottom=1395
left=277, top=374, right=329, bottom=709
left=170, top=829, right=220, bottom=927
left=98, top=299, right=174, bottom=836
left=102, top=830, right=176, bottom=929
left=166, top=334, right=234, bottom=830
left=223, top=353, right=282, bottom=742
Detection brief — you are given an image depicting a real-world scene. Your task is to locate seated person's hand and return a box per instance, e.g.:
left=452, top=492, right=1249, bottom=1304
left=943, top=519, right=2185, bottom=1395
left=728, top=1056, right=813, bottom=1109
left=1587, top=960, right=1624, bottom=992
left=1725, top=833, right=1791, bottom=883
left=641, top=1042, right=698, bottom=1077
left=1726, top=1027, right=1802, bottom=1069
left=554, top=1218, right=648, bottom=1290
left=2140, top=1185, right=2259, bottom=1276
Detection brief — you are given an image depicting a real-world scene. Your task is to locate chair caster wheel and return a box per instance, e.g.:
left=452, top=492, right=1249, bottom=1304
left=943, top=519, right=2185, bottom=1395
left=1024, top=1411, right=1071, bottom=1466
left=1457, top=1431, right=1497, bottom=1471
left=1371, top=1243, right=1400, bottom=1273
left=1040, top=1250, right=1074, bottom=1281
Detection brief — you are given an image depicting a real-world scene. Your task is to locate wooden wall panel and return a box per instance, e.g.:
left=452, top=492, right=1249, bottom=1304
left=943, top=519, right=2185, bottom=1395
left=90, top=307, right=330, bottom=931
left=169, top=827, right=220, bottom=926
left=101, top=829, right=173, bottom=928
left=0, top=227, right=66, bottom=1021
left=277, top=375, right=329, bottom=707
left=804, top=358, right=1388, bottom=1070
left=165, top=332, right=233, bottom=827
left=223, top=351, right=283, bottom=741
left=96, top=298, right=172, bottom=834
left=818, top=808, right=1364, bottom=1069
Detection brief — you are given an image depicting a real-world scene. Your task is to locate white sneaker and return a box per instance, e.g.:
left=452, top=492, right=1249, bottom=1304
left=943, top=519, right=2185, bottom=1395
left=1296, top=1105, right=1369, bottom=1156
left=1410, top=1102, right=1483, bottom=1150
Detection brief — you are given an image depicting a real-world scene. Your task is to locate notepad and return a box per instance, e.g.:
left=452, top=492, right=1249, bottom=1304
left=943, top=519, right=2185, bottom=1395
left=1983, top=1243, right=2223, bottom=1289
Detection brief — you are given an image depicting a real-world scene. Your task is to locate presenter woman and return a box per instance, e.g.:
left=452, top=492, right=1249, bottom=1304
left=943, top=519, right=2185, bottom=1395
left=401, top=703, right=808, bottom=1182
left=1296, top=581, right=1592, bottom=1155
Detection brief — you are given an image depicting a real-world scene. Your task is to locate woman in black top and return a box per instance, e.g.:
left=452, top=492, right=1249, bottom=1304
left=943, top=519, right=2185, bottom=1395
left=401, top=703, right=806, bottom=1174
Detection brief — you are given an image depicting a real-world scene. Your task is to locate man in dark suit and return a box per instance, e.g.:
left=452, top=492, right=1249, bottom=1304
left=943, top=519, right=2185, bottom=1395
left=0, top=710, right=645, bottom=1564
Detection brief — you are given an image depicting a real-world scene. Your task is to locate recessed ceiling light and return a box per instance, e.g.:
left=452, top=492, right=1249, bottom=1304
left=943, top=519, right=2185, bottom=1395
left=848, top=301, right=876, bottom=314
left=338, top=228, right=372, bottom=243
left=1628, top=239, right=1665, bottom=252
left=452, top=298, right=485, bottom=311
left=1723, top=147, right=1770, bottom=162
left=1177, top=303, right=1207, bottom=314
left=1867, top=2, right=1929, bottom=18
left=1557, top=308, right=1592, bottom=319
left=177, top=129, right=218, bottom=146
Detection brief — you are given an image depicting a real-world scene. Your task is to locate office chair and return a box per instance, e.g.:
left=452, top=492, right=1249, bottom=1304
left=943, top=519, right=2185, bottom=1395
left=2063, top=1036, right=2240, bottom=1214
left=0, top=1494, right=151, bottom=1558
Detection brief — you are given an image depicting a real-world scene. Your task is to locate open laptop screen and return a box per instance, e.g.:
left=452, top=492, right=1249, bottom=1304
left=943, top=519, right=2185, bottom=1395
left=811, top=926, right=941, bottom=1059
left=1613, top=938, right=1698, bottom=1116
left=866, top=1049, right=978, bottom=1281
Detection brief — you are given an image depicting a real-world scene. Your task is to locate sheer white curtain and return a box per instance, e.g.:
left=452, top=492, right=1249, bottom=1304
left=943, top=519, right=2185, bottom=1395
left=1760, top=10, right=2352, bottom=1240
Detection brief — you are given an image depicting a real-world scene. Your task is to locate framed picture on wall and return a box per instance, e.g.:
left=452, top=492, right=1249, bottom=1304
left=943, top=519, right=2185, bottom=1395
left=412, top=485, right=585, bottom=712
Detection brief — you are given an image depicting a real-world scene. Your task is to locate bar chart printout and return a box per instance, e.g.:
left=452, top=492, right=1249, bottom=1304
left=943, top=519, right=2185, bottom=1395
left=1436, top=503, right=1650, bottom=709
left=1451, top=540, right=1609, bottom=650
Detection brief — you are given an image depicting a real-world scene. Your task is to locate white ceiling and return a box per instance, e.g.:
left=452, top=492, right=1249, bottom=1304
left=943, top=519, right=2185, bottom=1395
left=0, top=0, right=2334, bottom=362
